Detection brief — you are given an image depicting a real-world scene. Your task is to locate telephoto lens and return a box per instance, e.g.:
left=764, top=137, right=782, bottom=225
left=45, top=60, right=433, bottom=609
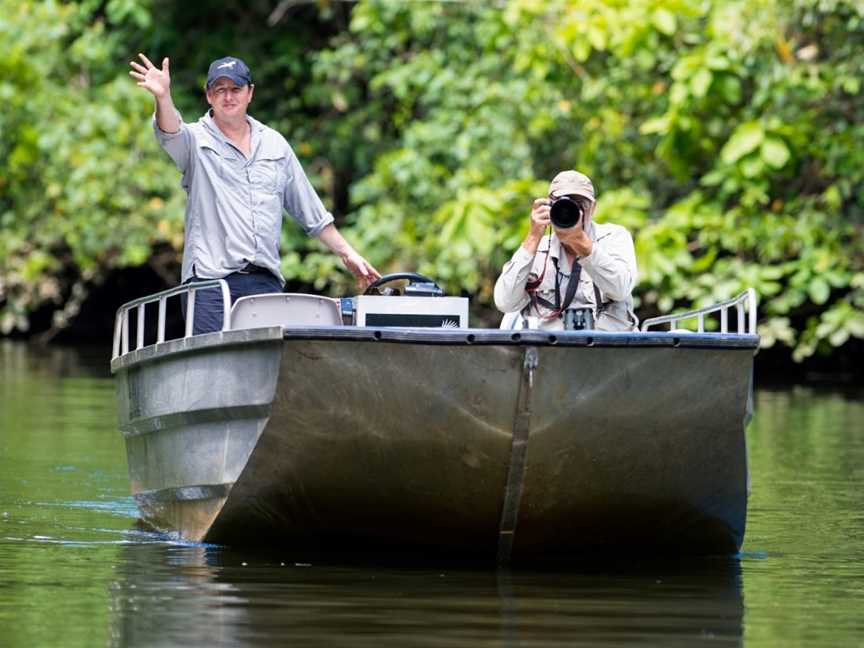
left=549, top=196, right=584, bottom=229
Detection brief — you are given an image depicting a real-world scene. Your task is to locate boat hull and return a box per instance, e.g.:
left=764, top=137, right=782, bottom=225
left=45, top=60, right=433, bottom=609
left=113, top=327, right=755, bottom=559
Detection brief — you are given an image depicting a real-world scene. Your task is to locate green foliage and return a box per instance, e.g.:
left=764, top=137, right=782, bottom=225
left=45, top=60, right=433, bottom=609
left=1, top=0, right=862, bottom=365
left=302, top=0, right=864, bottom=355
left=0, top=0, right=183, bottom=333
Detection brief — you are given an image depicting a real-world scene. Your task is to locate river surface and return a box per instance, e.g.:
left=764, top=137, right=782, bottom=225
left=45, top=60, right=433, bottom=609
left=0, top=341, right=862, bottom=647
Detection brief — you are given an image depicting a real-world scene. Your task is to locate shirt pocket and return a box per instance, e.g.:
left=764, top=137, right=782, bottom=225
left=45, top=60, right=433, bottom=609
left=252, top=155, right=286, bottom=195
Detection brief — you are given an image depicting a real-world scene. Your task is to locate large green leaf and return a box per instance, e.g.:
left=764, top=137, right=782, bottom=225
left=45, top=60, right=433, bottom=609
left=761, top=137, right=791, bottom=169
left=720, top=122, right=765, bottom=164
left=652, top=8, right=677, bottom=36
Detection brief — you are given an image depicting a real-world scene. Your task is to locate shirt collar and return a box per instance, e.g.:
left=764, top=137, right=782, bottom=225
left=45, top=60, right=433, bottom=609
left=202, top=110, right=265, bottom=158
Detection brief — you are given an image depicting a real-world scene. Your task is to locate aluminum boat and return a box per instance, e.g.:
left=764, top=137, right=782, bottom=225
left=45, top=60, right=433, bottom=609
left=111, top=275, right=758, bottom=562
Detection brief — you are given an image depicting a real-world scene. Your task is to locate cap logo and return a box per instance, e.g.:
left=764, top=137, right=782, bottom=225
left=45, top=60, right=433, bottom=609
left=217, top=61, right=236, bottom=70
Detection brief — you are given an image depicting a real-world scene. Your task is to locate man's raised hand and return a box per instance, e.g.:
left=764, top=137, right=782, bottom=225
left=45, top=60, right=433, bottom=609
left=129, top=53, right=171, bottom=99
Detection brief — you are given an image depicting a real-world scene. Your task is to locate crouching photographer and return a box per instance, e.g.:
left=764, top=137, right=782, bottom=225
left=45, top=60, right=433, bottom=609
left=494, top=170, right=638, bottom=331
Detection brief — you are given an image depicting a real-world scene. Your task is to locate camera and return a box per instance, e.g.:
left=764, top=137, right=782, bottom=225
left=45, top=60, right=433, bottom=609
left=549, top=196, right=585, bottom=229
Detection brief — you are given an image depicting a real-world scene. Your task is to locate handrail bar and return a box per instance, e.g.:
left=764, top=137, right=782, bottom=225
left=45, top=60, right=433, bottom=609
left=112, top=283, right=757, bottom=360
left=640, top=288, right=757, bottom=335
left=112, top=280, right=231, bottom=361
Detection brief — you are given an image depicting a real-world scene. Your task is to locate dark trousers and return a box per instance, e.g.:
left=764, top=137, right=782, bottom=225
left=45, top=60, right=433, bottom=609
left=182, top=269, right=283, bottom=335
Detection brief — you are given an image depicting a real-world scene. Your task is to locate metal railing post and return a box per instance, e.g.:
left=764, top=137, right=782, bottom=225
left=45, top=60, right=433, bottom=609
left=136, top=304, right=145, bottom=350
left=185, top=288, right=196, bottom=338
left=112, top=279, right=232, bottom=361
left=747, top=288, right=757, bottom=334
left=112, top=313, right=122, bottom=359
left=121, top=311, right=130, bottom=355
left=157, top=297, right=167, bottom=343
left=220, top=281, right=232, bottom=331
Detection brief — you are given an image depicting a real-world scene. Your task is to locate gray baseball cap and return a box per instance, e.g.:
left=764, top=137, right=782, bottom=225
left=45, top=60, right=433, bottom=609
left=206, top=56, right=252, bottom=88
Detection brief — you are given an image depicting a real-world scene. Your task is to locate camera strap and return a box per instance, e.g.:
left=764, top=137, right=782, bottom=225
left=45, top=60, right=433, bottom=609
left=555, top=256, right=582, bottom=312
left=534, top=260, right=614, bottom=323
left=531, top=256, right=582, bottom=319
left=593, top=283, right=608, bottom=316
left=525, top=233, right=609, bottom=322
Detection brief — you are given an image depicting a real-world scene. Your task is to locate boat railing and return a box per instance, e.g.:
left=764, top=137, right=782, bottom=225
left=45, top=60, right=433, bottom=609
left=640, top=288, right=757, bottom=335
left=113, top=283, right=758, bottom=361
left=112, top=280, right=231, bottom=361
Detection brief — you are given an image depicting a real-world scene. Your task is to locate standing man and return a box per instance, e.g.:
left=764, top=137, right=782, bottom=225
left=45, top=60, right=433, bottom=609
left=494, top=170, right=638, bottom=331
left=129, top=53, right=380, bottom=333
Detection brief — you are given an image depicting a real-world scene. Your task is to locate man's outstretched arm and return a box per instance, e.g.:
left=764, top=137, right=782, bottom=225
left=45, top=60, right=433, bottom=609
left=130, top=53, right=191, bottom=170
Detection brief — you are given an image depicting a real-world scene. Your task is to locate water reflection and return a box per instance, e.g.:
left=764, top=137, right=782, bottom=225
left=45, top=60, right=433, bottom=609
left=0, top=340, right=111, bottom=380
left=108, top=542, right=743, bottom=647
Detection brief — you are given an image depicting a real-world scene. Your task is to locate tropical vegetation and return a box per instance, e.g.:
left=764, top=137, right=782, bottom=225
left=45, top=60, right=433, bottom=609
left=1, top=0, right=862, bottom=365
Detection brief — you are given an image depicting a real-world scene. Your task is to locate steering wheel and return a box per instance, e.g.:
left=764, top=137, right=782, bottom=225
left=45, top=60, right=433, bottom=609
left=363, top=272, right=443, bottom=296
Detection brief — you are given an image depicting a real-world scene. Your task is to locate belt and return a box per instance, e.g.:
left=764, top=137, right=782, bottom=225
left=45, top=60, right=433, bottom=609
left=235, top=264, right=271, bottom=275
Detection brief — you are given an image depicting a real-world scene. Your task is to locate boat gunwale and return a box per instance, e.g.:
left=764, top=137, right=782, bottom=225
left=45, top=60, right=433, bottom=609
left=278, top=326, right=759, bottom=349
left=110, top=326, right=284, bottom=373
left=111, top=325, right=758, bottom=373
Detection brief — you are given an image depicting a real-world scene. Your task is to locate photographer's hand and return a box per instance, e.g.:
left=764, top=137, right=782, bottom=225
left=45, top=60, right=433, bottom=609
left=522, top=198, right=551, bottom=255
left=556, top=224, right=593, bottom=258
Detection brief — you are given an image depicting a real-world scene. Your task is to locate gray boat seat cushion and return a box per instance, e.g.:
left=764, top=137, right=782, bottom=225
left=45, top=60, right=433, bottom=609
left=230, top=293, right=342, bottom=329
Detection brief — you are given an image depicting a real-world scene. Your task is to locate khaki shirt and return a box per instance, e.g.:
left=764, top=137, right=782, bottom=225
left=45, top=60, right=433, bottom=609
left=494, top=222, right=638, bottom=331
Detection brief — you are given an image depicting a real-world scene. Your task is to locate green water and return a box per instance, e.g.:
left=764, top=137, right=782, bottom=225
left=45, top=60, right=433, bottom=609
left=0, top=341, right=862, bottom=647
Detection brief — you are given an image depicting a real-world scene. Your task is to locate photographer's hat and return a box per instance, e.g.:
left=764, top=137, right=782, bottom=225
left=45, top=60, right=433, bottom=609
left=206, top=56, right=252, bottom=88
left=549, top=170, right=595, bottom=202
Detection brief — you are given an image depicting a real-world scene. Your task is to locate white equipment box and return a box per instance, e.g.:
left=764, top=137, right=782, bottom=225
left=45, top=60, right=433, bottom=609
left=354, top=296, right=469, bottom=328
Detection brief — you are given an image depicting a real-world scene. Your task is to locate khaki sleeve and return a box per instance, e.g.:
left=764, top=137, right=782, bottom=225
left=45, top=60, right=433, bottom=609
left=580, top=225, right=638, bottom=301
left=493, top=245, right=536, bottom=314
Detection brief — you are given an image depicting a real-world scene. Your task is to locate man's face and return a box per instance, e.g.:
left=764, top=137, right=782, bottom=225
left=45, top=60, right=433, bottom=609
left=206, top=78, right=254, bottom=120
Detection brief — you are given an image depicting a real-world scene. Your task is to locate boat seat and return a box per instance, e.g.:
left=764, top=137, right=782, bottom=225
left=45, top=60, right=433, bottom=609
left=230, top=293, right=342, bottom=330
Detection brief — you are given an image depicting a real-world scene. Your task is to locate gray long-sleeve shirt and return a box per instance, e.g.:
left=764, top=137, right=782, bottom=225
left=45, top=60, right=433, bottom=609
left=493, top=222, right=639, bottom=331
left=153, top=110, right=334, bottom=284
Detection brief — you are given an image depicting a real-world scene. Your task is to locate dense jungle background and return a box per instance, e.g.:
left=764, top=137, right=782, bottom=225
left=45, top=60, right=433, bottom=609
left=1, top=0, right=862, bottom=379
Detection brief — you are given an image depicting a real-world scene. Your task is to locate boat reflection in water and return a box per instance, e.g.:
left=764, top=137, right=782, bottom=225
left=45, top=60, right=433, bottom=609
left=111, top=275, right=758, bottom=562
left=108, top=540, right=744, bottom=647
